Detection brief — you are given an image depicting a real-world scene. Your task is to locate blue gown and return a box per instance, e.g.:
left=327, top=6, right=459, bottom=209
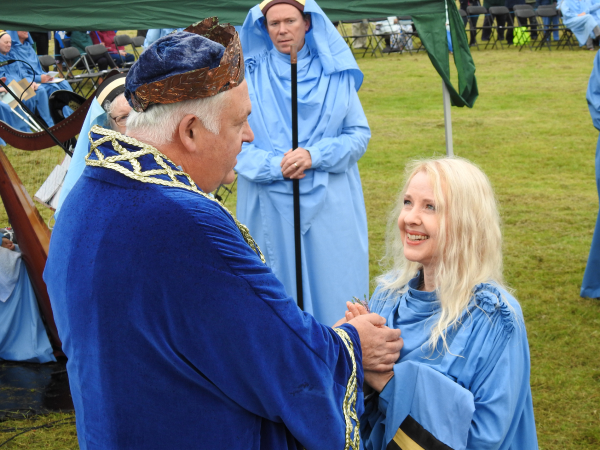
left=4, top=31, right=73, bottom=118
left=361, top=276, right=538, bottom=450
left=44, top=126, right=363, bottom=450
left=0, top=101, right=30, bottom=147
left=144, top=28, right=184, bottom=48
left=0, top=245, right=55, bottom=363
left=237, top=0, right=371, bottom=326
left=582, top=50, right=600, bottom=298
left=560, top=0, right=600, bottom=46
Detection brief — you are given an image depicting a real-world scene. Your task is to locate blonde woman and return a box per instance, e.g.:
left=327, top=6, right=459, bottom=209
left=341, top=157, right=538, bottom=450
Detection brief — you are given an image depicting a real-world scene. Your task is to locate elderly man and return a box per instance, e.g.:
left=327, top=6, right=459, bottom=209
left=44, top=20, right=402, bottom=450
left=237, top=0, right=371, bottom=326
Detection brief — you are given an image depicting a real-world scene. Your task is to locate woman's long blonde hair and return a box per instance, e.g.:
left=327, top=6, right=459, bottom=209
left=378, top=157, right=506, bottom=351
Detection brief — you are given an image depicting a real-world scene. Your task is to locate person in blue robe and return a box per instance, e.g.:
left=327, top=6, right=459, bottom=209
left=0, top=238, right=55, bottom=363
left=338, top=158, right=538, bottom=450
left=3, top=31, right=73, bottom=118
left=44, top=23, right=402, bottom=449
left=0, top=32, right=55, bottom=128
left=0, top=100, right=31, bottom=147
left=237, top=0, right=371, bottom=326
left=559, top=0, right=600, bottom=48
left=144, top=28, right=185, bottom=48
left=582, top=50, right=600, bottom=298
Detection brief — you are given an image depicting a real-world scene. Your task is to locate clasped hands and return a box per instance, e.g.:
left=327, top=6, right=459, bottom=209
left=335, top=302, right=402, bottom=393
left=281, top=147, right=312, bottom=180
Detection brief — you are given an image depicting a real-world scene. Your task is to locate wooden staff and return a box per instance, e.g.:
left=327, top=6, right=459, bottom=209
left=290, top=44, right=303, bottom=310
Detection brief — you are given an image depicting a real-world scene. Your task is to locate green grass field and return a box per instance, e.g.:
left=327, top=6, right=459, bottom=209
left=0, top=47, right=599, bottom=448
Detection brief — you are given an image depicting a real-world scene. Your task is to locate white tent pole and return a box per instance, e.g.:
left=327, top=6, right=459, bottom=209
left=442, top=81, right=454, bottom=157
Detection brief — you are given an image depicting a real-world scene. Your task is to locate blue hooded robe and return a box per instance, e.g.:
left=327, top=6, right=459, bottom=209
left=361, top=276, right=538, bottom=450
left=44, top=126, right=363, bottom=450
left=559, top=0, right=600, bottom=46
left=237, top=0, right=371, bottom=326
left=582, top=50, right=600, bottom=298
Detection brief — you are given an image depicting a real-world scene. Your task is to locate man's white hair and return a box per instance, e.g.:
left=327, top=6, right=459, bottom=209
left=125, top=91, right=231, bottom=147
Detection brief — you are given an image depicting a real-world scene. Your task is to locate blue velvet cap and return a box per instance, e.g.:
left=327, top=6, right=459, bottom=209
left=125, top=32, right=225, bottom=110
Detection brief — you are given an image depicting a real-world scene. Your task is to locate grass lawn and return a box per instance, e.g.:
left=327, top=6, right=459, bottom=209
left=0, top=47, right=599, bottom=448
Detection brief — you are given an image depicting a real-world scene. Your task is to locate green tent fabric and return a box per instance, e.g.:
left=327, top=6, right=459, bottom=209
left=0, top=0, right=477, bottom=107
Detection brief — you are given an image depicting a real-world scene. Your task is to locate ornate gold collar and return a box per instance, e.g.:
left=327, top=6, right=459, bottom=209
left=85, top=125, right=265, bottom=263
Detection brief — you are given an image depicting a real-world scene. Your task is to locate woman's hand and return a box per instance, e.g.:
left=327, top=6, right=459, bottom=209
left=280, top=148, right=312, bottom=179
left=40, top=74, right=53, bottom=83
left=333, top=301, right=370, bottom=327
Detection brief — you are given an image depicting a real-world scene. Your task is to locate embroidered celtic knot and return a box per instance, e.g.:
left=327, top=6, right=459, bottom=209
left=85, top=125, right=265, bottom=264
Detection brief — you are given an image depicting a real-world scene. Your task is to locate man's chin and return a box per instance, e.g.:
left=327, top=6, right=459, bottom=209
left=221, top=170, right=236, bottom=186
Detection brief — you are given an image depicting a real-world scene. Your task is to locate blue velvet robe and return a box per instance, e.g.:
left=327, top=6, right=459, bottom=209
left=361, top=277, right=538, bottom=450
left=237, top=0, right=371, bottom=326
left=560, top=0, right=600, bottom=45
left=582, top=50, right=600, bottom=298
left=44, top=126, right=363, bottom=450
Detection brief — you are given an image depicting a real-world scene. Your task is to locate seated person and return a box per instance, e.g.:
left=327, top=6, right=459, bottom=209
left=68, top=31, right=116, bottom=71
left=338, top=157, right=538, bottom=449
left=0, top=32, right=55, bottom=127
left=55, top=72, right=130, bottom=218
left=560, top=0, right=600, bottom=49
left=0, top=234, right=55, bottom=363
left=90, top=30, right=135, bottom=67
left=3, top=31, right=73, bottom=95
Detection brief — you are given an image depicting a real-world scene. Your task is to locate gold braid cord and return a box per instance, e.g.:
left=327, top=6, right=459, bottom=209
left=333, top=328, right=360, bottom=450
left=85, top=125, right=265, bottom=263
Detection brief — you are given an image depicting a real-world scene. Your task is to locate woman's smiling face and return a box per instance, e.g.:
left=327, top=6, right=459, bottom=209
left=397, top=171, right=440, bottom=271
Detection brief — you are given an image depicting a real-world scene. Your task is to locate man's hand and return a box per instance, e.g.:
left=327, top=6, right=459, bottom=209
left=119, top=50, right=128, bottom=56
left=347, top=313, right=403, bottom=372
left=281, top=147, right=312, bottom=179
left=2, top=238, right=15, bottom=251
left=40, top=74, right=53, bottom=83
left=365, top=370, right=394, bottom=393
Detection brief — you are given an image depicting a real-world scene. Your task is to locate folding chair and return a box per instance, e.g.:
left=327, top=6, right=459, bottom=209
left=556, top=8, right=577, bottom=50
left=487, top=6, right=514, bottom=49
left=536, top=5, right=561, bottom=50
left=396, top=16, right=424, bottom=53
left=85, top=44, right=124, bottom=74
left=132, top=36, right=145, bottom=58
left=338, top=19, right=384, bottom=58
left=60, top=46, right=102, bottom=96
left=370, top=17, right=397, bottom=55
left=38, top=55, right=58, bottom=73
left=513, top=8, right=540, bottom=50
left=466, top=6, right=489, bottom=50
left=113, top=35, right=137, bottom=67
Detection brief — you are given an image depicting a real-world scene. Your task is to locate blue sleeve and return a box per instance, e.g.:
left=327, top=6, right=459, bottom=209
left=561, top=0, right=576, bottom=18
left=465, top=326, right=532, bottom=449
left=305, top=80, right=370, bottom=173
left=588, top=50, right=600, bottom=131
left=168, top=201, right=364, bottom=448
left=144, top=29, right=160, bottom=48
left=236, top=141, right=285, bottom=184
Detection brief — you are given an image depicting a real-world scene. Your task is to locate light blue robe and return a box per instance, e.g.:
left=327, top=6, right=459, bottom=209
left=0, top=101, right=30, bottom=147
left=0, top=58, right=56, bottom=129
left=559, top=0, right=600, bottom=46
left=4, top=31, right=73, bottom=119
left=54, top=98, right=106, bottom=219
left=237, top=0, right=370, bottom=326
left=144, top=28, right=184, bottom=48
left=0, top=245, right=55, bottom=363
left=362, top=276, right=538, bottom=450
left=582, top=50, right=600, bottom=298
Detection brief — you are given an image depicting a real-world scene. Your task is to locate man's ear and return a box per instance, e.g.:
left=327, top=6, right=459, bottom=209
left=304, top=15, right=311, bottom=32
left=178, top=114, right=202, bottom=154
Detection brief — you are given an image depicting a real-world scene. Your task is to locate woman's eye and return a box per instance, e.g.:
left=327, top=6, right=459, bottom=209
left=426, top=204, right=436, bottom=211
left=403, top=199, right=411, bottom=206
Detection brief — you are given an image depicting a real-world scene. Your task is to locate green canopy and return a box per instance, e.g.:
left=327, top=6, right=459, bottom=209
left=1, top=0, right=477, bottom=107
